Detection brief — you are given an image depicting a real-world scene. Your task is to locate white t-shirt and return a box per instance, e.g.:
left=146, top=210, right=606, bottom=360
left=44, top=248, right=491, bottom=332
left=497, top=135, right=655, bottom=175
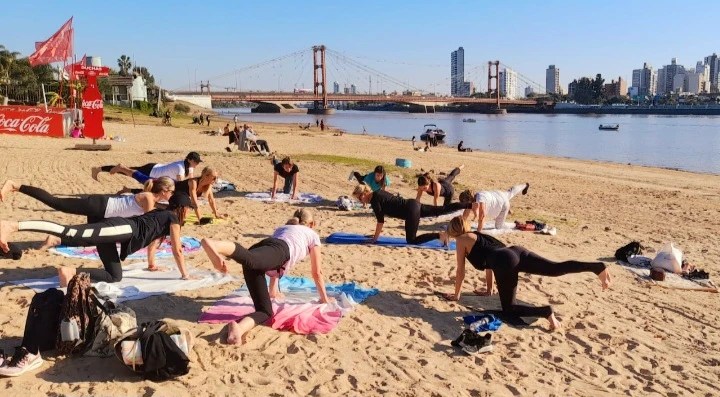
left=474, top=191, right=506, bottom=219
left=149, top=160, right=190, bottom=180
left=267, top=224, right=321, bottom=277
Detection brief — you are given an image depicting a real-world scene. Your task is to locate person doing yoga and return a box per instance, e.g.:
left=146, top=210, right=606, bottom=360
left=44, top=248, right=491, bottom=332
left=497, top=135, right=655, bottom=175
left=200, top=209, right=332, bottom=345
left=110, top=165, right=226, bottom=221
left=271, top=156, right=300, bottom=200
left=440, top=216, right=611, bottom=330
left=351, top=165, right=391, bottom=192
left=459, top=183, right=530, bottom=230
left=0, top=192, right=198, bottom=287
left=0, top=177, right=175, bottom=250
left=416, top=165, right=464, bottom=206
left=91, top=151, right=202, bottom=182
left=352, top=184, right=475, bottom=245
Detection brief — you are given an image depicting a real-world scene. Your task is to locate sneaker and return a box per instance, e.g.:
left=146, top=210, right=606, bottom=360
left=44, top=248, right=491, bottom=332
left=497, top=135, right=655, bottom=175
left=0, top=349, right=6, bottom=368
left=451, top=331, right=493, bottom=355
left=0, top=347, right=43, bottom=377
left=348, top=171, right=356, bottom=182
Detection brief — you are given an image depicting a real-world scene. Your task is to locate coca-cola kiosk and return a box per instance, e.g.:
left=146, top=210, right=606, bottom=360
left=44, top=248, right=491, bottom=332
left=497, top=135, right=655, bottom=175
left=72, top=64, right=109, bottom=140
left=0, top=106, right=73, bottom=138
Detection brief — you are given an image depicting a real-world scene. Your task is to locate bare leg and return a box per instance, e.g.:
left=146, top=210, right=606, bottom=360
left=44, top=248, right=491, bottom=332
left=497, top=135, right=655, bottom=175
left=0, top=180, right=21, bottom=202
left=0, top=220, right=19, bottom=253
left=38, top=235, right=61, bottom=251
left=58, top=266, right=77, bottom=288
left=548, top=313, right=562, bottom=330
left=91, top=167, right=101, bottom=181
left=200, top=238, right=236, bottom=273
left=110, top=164, right=136, bottom=177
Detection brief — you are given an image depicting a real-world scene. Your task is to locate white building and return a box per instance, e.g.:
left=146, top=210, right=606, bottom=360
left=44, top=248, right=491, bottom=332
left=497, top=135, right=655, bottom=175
left=524, top=86, right=535, bottom=97
left=633, top=63, right=656, bottom=96
left=350, top=84, right=357, bottom=94
left=499, top=68, right=518, bottom=99
left=450, top=47, right=465, bottom=96
left=333, top=81, right=340, bottom=94
left=545, top=65, right=560, bottom=94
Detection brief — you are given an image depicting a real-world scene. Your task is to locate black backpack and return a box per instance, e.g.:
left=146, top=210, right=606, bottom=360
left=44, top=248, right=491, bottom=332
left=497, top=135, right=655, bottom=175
left=22, top=288, right=65, bottom=353
left=615, top=241, right=644, bottom=262
left=117, top=321, right=190, bottom=382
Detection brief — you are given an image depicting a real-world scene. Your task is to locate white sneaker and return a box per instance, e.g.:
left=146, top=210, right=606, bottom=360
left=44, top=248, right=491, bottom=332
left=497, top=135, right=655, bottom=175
left=0, top=347, right=43, bottom=377
left=348, top=171, right=356, bottom=182
left=548, top=226, right=557, bottom=236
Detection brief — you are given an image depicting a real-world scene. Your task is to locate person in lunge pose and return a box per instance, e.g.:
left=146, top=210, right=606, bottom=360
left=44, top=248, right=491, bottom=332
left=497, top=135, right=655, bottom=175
left=200, top=209, right=332, bottom=345
left=458, top=183, right=530, bottom=230
left=440, top=216, right=611, bottom=330
left=416, top=165, right=464, bottom=206
left=0, top=192, right=198, bottom=286
left=92, top=151, right=202, bottom=181
left=352, top=184, right=476, bottom=245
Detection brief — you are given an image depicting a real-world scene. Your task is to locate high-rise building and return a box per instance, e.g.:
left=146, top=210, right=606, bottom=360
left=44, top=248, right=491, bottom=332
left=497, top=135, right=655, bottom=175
left=545, top=65, right=560, bottom=94
left=499, top=68, right=518, bottom=99
left=450, top=47, right=465, bottom=96
left=704, top=53, right=719, bottom=92
left=632, top=69, right=642, bottom=90
left=524, top=86, right=535, bottom=97
left=658, top=58, right=685, bottom=94
left=462, top=81, right=475, bottom=96
left=350, top=84, right=357, bottom=95
left=604, top=77, right=627, bottom=97
left=567, top=80, right=577, bottom=97
left=333, top=81, right=340, bottom=94
left=656, top=67, right=665, bottom=95
left=633, top=63, right=656, bottom=96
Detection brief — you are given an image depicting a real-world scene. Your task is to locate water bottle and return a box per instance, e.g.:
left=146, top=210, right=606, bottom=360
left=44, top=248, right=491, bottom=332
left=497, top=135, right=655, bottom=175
left=60, top=319, right=79, bottom=342
left=469, top=317, right=491, bottom=332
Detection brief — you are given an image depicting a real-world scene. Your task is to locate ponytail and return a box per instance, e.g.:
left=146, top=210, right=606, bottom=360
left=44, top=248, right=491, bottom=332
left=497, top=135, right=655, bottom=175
left=184, top=159, right=190, bottom=177
left=143, top=179, right=154, bottom=192
left=286, top=208, right=314, bottom=226
left=146, top=176, right=174, bottom=194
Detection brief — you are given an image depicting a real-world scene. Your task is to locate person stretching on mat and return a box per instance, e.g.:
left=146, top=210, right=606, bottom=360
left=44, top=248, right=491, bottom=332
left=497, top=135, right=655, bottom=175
left=0, top=192, right=198, bottom=286
left=439, top=216, right=611, bottom=330
left=200, top=208, right=332, bottom=345
left=271, top=155, right=299, bottom=200
left=0, top=177, right=175, bottom=250
left=91, top=151, right=202, bottom=182
left=352, top=184, right=476, bottom=245
left=352, top=165, right=391, bottom=192
left=416, top=165, right=464, bottom=206
left=110, top=165, right=227, bottom=222
left=458, top=183, right=530, bottom=230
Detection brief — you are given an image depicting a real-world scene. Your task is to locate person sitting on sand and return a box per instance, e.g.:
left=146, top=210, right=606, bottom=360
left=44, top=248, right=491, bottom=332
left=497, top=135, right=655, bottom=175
left=352, top=165, right=391, bottom=192
left=271, top=156, right=300, bottom=200
left=244, top=125, right=271, bottom=154
left=438, top=216, right=611, bottom=330
left=457, top=141, right=472, bottom=152
left=92, top=152, right=202, bottom=182
left=111, top=165, right=227, bottom=222
left=416, top=165, right=464, bottom=207
left=0, top=192, right=198, bottom=285
left=352, top=184, right=476, bottom=245
left=459, top=183, right=530, bottom=230
left=200, top=209, right=332, bottom=345
left=414, top=141, right=431, bottom=152
left=223, top=123, right=230, bottom=136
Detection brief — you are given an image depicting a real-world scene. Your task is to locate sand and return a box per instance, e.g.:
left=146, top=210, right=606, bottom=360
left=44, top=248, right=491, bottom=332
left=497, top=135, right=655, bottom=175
left=1, top=115, right=719, bottom=396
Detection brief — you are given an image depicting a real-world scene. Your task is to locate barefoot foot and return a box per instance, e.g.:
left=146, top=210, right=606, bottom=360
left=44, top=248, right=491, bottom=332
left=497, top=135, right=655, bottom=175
left=548, top=313, right=562, bottom=330
left=58, top=266, right=77, bottom=287
left=226, top=321, right=246, bottom=345
left=0, top=180, right=20, bottom=202
left=38, top=235, right=61, bottom=251
left=522, top=182, right=530, bottom=195
left=598, top=266, right=612, bottom=291
left=91, top=167, right=101, bottom=181
left=146, top=265, right=170, bottom=272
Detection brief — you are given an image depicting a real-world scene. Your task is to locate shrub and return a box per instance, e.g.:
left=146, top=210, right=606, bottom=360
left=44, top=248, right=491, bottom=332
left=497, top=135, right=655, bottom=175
left=174, top=103, right=191, bottom=113
left=132, top=100, right=153, bottom=112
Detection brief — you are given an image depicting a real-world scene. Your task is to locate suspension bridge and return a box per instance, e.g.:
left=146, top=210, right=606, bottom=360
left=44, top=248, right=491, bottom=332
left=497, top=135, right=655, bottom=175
left=169, top=45, right=551, bottom=114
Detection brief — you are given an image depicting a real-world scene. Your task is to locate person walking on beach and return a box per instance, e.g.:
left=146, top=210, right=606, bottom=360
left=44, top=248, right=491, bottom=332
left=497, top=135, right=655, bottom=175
left=458, top=183, right=530, bottom=230
left=416, top=165, right=464, bottom=207
left=200, top=209, right=332, bottom=345
left=439, top=216, right=611, bottom=330
left=320, top=119, right=325, bottom=131
left=206, top=114, right=211, bottom=126
left=316, top=119, right=319, bottom=127
left=233, top=114, right=239, bottom=126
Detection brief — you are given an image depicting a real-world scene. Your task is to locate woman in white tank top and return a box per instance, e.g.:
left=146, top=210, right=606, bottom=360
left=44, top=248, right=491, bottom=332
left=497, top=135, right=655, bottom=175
left=91, top=151, right=202, bottom=182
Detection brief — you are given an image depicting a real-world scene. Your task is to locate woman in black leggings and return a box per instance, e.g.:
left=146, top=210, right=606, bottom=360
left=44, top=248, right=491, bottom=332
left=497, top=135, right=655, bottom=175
left=416, top=165, right=464, bottom=206
left=440, top=216, right=611, bottom=330
left=0, top=192, right=197, bottom=286
left=91, top=151, right=202, bottom=182
left=200, top=209, right=331, bottom=345
left=352, top=184, right=475, bottom=245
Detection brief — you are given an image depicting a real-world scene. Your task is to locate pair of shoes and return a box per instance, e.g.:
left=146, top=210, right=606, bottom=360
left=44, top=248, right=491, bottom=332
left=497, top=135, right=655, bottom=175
left=0, top=347, right=43, bottom=377
left=540, top=226, right=557, bottom=236
left=451, top=330, right=493, bottom=355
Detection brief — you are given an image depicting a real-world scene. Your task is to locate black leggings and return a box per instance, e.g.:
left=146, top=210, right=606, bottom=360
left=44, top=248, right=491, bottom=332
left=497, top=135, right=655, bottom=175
left=17, top=218, right=137, bottom=283
left=19, top=185, right=109, bottom=219
left=229, top=238, right=290, bottom=325
left=404, top=200, right=471, bottom=244
left=439, top=167, right=461, bottom=206
left=353, top=172, right=365, bottom=184
left=100, top=163, right=156, bottom=176
left=486, top=246, right=606, bottom=318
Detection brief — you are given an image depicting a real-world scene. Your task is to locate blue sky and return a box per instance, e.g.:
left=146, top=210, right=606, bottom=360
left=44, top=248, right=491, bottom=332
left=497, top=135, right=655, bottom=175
left=2, top=1, right=718, bottom=94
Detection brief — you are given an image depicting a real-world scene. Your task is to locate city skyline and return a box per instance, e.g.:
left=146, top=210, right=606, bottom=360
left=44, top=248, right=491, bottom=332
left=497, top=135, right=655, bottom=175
left=1, top=1, right=719, bottom=94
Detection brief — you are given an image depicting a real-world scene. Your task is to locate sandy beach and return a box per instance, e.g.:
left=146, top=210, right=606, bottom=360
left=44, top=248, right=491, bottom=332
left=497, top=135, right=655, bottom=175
left=1, top=115, right=719, bottom=397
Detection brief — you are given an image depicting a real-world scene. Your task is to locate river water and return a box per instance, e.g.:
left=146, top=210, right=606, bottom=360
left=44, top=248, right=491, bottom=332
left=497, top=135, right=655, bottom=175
left=215, top=109, right=720, bottom=175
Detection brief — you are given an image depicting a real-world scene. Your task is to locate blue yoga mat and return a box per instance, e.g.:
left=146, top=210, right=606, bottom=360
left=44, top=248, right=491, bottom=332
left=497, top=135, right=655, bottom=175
left=326, top=232, right=455, bottom=250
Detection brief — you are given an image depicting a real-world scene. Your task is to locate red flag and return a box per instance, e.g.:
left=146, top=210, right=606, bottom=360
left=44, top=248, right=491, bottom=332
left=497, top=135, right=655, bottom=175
left=65, top=54, right=86, bottom=76
left=28, top=17, right=74, bottom=66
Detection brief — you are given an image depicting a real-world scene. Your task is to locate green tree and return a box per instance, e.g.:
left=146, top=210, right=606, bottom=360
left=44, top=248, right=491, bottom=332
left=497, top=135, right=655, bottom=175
left=0, top=44, right=21, bottom=83
left=592, top=74, right=605, bottom=103
left=117, top=55, right=131, bottom=76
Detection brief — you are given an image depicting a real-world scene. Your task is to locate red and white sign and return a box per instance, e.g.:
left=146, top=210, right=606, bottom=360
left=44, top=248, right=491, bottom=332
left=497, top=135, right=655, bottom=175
left=73, top=64, right=109, bottom=139
left=0, top=106, right=68, bottom=138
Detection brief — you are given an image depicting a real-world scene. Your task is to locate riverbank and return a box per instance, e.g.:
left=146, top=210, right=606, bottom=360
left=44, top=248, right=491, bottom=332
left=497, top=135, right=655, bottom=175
left=1, top=118, right=719, bottom=396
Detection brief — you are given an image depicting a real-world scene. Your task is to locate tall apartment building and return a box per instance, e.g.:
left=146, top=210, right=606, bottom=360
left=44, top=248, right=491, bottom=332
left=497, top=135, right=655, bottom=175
left=703, top=53, right=719, bottom=92
left=545, top=65, right=560, bottom=94
left=333, top=81, right=340, bottom=94
left=658, top=58, right=685, bottom=94
left=633, top=63, right=656, bottom=96
left=499, top=68, right=518, bottom=99
left=450, top=47, right=465, bottom=96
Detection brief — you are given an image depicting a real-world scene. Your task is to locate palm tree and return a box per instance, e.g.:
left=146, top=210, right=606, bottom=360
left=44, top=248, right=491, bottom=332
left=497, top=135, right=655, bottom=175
left=117, top=55, right=131, bottom=76
left=0, top=45, right=21, bottom=84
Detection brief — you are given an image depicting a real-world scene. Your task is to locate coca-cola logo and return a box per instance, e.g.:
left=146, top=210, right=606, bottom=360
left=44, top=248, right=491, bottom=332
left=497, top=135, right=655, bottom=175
left=82, top=99, right=103, bottom=110
left=0, top=114, right=52, bottom=134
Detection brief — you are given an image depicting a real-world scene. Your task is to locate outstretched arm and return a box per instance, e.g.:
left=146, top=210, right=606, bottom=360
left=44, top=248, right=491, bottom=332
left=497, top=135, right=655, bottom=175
left=310, top=246, right=331, bottom=303
left=271, top=172, right=279, bottom=199
left=372, top=222, right=384, bottom=243
left=415, top=188, right=423, bottom=201
left=169, top=224, right=194, bottom=279
left=449, top=241, right=467, bottom=300
left=188, top=180, right=202, bottom=221
left=433, top=182, right=440, bottom=207
left=207, top=190, right=225, bottom=219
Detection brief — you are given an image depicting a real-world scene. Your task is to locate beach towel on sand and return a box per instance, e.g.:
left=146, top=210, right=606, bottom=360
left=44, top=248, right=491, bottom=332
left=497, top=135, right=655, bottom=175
left=326, top=232, right=456, bottom=250
left=198, top=276, right=378, bottom=334
left=10, top=261, right=239, bottom=302
left=618, top=257, right=718, bottom=293
left=49, top=237, right=202, bottom=261
left=244, top=192, right=323, bottom=204
left=184, top=212, right=228, bottom=226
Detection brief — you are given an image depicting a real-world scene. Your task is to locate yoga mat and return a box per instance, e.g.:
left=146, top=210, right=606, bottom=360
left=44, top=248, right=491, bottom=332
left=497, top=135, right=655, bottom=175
left=49, top=237, right=202, bottom=261
left=425, top=211, right=518, bottom=235
left=9, top=261, right=240, bottom=302
left=244, top=192, right=323, bottom=204
left=185, top=212, right=228, bottom=225
left=618, top=260, right=718, bottom=293
left=212, top=179, right=236, bottom=194
left=198, top=276, right=378, bottom=334
left=326, top=232, right=456, bottom=250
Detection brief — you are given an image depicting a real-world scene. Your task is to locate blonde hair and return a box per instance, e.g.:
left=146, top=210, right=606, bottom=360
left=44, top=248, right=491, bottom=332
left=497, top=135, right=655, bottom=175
left=447, top=216, right=472, bottom=238
left=200, top=166, right=216, bottom=179
left=287, top=208, right=315, bottom=225
left=197, top=166, right=217, bottom=197
left=144, top=176, right=175, bottom=194
left=459, top=190, right=476, bottom=203
left=352, top=183, right=372, bottom=198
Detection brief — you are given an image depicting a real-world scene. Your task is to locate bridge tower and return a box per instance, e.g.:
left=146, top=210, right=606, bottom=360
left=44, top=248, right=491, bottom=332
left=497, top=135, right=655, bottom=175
left=487, top=61, right=506, bottom=114
left=309, top=45, right=334, bottom=115
left=200, top=81, right=210, bottom=95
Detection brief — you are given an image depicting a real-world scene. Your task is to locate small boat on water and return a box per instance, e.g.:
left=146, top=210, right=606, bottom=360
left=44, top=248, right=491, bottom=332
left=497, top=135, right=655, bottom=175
left=420, top=124, right=447, bottom=141
left=463, top=118, right=476, bottom=123
left=599, top=124, right=620, bottom=130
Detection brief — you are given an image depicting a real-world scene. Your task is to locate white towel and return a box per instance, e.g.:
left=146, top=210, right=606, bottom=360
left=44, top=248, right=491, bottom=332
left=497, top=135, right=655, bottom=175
left=244, top=192, right=323, bottom=204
